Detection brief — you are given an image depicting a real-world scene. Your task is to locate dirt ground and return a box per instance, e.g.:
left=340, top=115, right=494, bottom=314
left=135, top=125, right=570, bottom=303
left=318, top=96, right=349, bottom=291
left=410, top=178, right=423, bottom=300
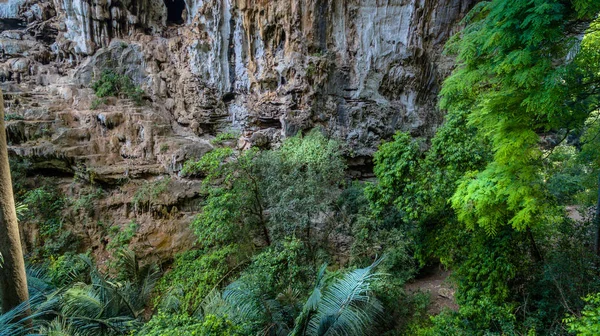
left=405, top=266, right=459, bottom=315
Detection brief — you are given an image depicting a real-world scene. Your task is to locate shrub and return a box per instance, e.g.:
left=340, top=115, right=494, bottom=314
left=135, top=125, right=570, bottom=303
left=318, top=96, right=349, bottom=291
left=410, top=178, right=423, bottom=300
left=210, top=131, right=239, bottom=145
left=91, top=69, right=144, bottom=105
left=155, top=245, right=243, bottom=314
left=47, top=252, right=90, bottom=287
left=107, top=220, right=138, bottom=251
left=132, top=178, right=171, bottom=210
left=90, top=97, right=106, bottom=110
left=138, top=312, right=242, bottom=336
left=23, top=185, right=79, bottom=258
left=4, top=113, right=24, bottom=121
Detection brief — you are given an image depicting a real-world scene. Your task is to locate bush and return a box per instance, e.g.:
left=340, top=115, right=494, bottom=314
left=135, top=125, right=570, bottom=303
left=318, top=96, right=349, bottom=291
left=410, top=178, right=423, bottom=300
left=565, top=293, right=600, bottom=335
left=138, top=312, right=242, bottom=336
left=47, top=252, right=90, bottom=287
left=155, top=245, right=243, bottom=314
left=5, top=113, right=24, bottom=121
left=91, top=69, right=144, bottom=105
left=210, top=131, right=239, bottom=145
left=107, top=221, right=138, bottom=251
left=23, top=185, right=79, bottom=258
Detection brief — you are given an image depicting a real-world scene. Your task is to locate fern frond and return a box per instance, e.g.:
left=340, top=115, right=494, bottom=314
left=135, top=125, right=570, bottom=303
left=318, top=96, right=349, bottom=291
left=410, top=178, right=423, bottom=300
left=306, top=258, right=384, bottom=336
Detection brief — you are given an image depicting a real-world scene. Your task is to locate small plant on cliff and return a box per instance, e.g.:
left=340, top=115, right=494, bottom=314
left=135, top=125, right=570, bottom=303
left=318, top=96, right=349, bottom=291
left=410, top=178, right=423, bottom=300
left=159, top=143, right=170, bottom=153
left=132, top=178, right=171, bottom=211
left=4, top=113, right=24, bottom=121
left=71, top=187, right=105, bottom=217
left=23, top=185, right=79, bottom=258
left=92, top=69, right=144, bottom=105
left=90, top=97, right=106, bottom=110
left=107, top=220, right=139, bottom=252
left=210, top=131, right=239, bottom=145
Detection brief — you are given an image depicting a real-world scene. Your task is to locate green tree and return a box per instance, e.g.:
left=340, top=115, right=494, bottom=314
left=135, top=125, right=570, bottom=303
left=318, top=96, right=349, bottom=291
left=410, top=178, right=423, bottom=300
left=443, top=0, right=600, bottom=235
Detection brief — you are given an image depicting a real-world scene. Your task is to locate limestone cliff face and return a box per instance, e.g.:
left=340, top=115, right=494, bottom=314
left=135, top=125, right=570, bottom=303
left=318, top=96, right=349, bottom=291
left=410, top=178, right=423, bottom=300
left=0, top=0, right=474, bottom=261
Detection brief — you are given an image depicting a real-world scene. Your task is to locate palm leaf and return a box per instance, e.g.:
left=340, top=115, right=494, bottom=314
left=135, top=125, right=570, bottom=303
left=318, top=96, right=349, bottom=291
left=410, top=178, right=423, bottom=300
left=289, top=264, right=327, bottom=336
left=61, top=285, right=105, bottom=319
left=0, top=295, right=52, bottom=336
left=15, top=202, right=28, bottom=221
left=305, top=258, right=384, bottom=336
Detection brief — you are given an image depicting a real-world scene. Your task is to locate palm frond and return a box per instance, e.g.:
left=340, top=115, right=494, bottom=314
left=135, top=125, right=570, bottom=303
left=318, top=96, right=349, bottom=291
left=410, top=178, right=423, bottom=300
left=158, top=284, right=184, bottom=313
left=197, top=288, right=228, bottom=317
left=65, top=315, right=137, bottom=336
left=223, top=279, right=264, bottom=322
left=38, top=318, right=85, bottom=336
left=60, top=282, right=140, bottom=336
left=305, top=258, right=384, bottom=336
left=116, top=249, right=139, bottom=282
left=136, top=263, right=160, bottom=306
left=15, top=202, right=28, bottom=221
left=61, top=284, right=105, bottom=319
left=289, top=264, right=327, bottom=336
left=114, top=249, right=160, bottom=313
left=0, top=295, right=51, bottom=336
left=26, top=264, right=55, bottom=297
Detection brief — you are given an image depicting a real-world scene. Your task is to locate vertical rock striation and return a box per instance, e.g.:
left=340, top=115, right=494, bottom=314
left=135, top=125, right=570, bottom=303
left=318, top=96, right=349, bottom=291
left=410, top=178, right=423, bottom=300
left=0, top=0, right=475, bottom=260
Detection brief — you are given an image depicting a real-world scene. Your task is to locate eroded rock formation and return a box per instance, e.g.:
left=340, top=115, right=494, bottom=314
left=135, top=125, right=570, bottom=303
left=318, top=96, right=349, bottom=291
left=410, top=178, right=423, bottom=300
left=0, top=0, right=475, bottom=262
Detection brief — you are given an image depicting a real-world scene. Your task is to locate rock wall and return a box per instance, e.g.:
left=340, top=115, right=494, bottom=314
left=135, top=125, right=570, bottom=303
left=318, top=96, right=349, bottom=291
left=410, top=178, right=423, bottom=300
left=0, top=0, right=475, bottom=262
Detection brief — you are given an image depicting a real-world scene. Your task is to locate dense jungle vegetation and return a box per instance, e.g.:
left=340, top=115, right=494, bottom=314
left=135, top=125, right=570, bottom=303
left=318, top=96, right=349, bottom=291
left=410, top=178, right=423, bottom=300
left=2, top=0, right=600, bottom=335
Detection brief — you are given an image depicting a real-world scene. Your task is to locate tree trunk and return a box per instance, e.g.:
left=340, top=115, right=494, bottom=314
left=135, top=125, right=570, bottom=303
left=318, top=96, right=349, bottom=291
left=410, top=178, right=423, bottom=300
left=0, top=88, right=29, bottom=314
left=527, top=227, right=543, bottom=263
left=595, top=172, right=600, bottom=256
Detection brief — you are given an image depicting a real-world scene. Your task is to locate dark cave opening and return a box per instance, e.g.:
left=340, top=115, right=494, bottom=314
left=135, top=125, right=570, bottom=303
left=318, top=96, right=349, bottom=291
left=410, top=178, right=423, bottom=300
left=164, top=0, right=186, bottom=25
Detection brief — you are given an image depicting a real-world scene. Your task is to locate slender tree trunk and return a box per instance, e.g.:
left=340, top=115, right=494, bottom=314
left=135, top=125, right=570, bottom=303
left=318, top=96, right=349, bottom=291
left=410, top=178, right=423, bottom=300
left=594, top=172, right=600, bottom=256
left=527, top=227, right=543, bottom=263
left=0, top=88, right=29, bottom=314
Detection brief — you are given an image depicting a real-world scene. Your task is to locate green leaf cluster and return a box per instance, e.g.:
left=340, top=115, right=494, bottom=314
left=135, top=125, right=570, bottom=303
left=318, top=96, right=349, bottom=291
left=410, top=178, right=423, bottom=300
left=91, top=69, right=144, bottom=105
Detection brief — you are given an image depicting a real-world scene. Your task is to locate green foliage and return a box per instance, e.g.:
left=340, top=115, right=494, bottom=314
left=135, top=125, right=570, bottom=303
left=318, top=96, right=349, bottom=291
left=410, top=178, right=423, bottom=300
left=71, top=187, right=105, bottom=217
left=90, top=97, right=106, bottom=110
left=10, top=157, right=32, bottom=200
left=210, top=131, right=239, bottom=145
left=565, top=293, right=600, bottom=335
left=0, top=296, right=48, bottom=335
left=4, top=113, right=24, bottom=121
left=1, top=252, right=159, bottom=336
left=188, top=148, right=257, bottom=249
left=256, top=130, right=346, bottom=244
left=240, top=238, right=315, bottom=296
left=58, top=254, right=159, bottom=335
left=157, top=131, right=397, bottom=334
left=138, top=312, right=241, bottom=336
left=159, top=143, right=169, bottom=153
left=107, top=221, right=138, bottom=251
left=47, top=252, right=90, bottom=287
left=288, top=259, right=384, bottom=336
left=23, top=186, right=64, bottom=236
left=155, top=245, right=241, bottom=314
left=181, top=147, right=234, bottom=178
left=210, top=258, right=383, bottom=336
left=23, top=185, right=79, bottom=258
left=366, top=132, right=423, bottom=219
left=442, top=0, right=600, bottom=234
left=133, top=178, right=170, bottom=210
left=188, top=130, right=346, bottom=256
left=91, top=69, right=144, bottom=105
left=365, top=109, right=490, bottom=266
left=388, top=3, right=600, bottom=334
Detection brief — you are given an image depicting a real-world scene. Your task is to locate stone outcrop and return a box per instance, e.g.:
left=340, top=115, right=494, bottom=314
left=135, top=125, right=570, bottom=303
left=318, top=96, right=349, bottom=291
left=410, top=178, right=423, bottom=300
left=0, top=0, right=476, bottom=261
